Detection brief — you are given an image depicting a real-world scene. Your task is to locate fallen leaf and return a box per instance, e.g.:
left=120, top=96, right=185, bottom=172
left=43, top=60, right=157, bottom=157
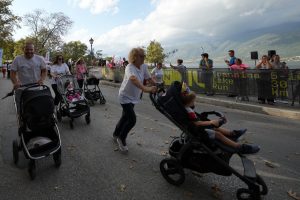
left=136, top=142, right=142, bottom=146
left=264, top=160, right=279, bottom=168
left=129, top=165, right=134, bottom=169
left=184, top=191, right=193, bottom=197
left=130, top=131, right=135, bottom=135
left=287, top=190, right=300, bottom=200
left=164, top=140, right=169, bottom=144
left=160, top=151, right=168, bottom=156
left=211, top=184, right=222, bottom=199
left=120, top=184, right=126, bottom=192
left=192, top=171, right=203, bottom=177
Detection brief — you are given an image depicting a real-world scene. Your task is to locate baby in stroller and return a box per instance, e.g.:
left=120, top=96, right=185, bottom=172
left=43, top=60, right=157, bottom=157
left=64, top=80, right=83, bottom=103
left=181, top=88, right=260, bottom=154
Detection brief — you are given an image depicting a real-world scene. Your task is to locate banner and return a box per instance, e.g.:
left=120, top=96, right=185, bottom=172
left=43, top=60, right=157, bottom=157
left=0, top=48, right=3, bottom=67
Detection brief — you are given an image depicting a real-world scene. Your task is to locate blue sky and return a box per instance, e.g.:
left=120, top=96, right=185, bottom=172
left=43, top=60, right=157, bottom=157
left=10, top=0, right=300, bottom=58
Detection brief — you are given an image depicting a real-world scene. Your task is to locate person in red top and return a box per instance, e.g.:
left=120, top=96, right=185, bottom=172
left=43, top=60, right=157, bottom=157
left=75, top=57, right=87, bottom=89
left=181, top=89, right=260, bottom=154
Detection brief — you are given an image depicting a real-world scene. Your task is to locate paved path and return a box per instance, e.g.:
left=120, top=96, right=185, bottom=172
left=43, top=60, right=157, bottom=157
left=0, top=77, right=299, bottom=200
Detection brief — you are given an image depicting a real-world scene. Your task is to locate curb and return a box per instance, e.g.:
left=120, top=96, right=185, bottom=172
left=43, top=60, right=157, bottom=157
left=100, top=80, right=300, bottom=120
left=195, top=96, right=300, bottom=120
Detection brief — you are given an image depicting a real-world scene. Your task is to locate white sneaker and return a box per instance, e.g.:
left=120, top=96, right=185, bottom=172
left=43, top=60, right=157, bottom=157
left=113, top=135, right=118, bottom=143
left=116, top=138, right=128, bottom=152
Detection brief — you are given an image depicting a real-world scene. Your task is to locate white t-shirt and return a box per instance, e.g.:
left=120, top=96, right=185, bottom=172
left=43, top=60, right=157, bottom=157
left=11, top=54, right=46, bottom=85
left=119, top=63, right=150, bottom=104
left=50, top=63, right=71, bottom=84
left=151, top=67, right=164, bottom=83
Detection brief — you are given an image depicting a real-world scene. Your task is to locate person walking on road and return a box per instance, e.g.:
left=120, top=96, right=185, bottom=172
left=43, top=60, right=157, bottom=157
left=10, top=41, right=47, bottom=112
left=113, top=47, right=157, bottom=152
left=50, top=55, right=71, bottom=106
left=75, top=58, right=87, bottom=89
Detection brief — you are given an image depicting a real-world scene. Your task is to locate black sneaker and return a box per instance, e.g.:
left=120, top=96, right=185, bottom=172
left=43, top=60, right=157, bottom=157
left=238, top=144, right=260, bottom=154
left=230, top=129, right=247, bottom=141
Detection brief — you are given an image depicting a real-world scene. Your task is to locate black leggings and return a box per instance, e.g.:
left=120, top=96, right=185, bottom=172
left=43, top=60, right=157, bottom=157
left=113, top=103, right=136, bottom=144
left=51, top=84, right=61, bottom=106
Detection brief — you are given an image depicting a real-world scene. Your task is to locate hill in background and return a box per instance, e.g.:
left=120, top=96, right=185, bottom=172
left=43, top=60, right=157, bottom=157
left=164, top=22, right=300, bottom=68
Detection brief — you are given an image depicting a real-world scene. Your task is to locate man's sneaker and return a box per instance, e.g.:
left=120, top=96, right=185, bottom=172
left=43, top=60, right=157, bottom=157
left=238, top=144, right=260, bottom=154
left=230, top=129, right=247, bottom=141
left=116, top=138, right=128, bottom=152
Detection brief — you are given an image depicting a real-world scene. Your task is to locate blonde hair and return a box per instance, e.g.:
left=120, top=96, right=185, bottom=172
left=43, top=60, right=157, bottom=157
left=181, top=91, right=196, bottom=105
left=128, top=47, right=145, bottom=64
left=76, top=57, right=85, bottom=65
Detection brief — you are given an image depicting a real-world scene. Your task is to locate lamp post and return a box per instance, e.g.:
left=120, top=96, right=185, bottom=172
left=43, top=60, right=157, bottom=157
left=89, top=37, right=94, bottom=65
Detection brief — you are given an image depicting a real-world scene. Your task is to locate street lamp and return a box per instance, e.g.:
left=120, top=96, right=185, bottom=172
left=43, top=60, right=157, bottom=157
left=89, top=37, right=94, bottom=56
left=89, top=37, right=94, bottom=66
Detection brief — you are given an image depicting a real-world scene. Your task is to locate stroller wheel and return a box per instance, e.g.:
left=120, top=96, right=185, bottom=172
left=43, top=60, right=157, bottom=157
left=100, top=96, right=106, bottom=104
left=12, top=140, right=19, bottom=165
left=69, top=119, right=74, bottom=129
left=28, top=160, right=36, bottom=180
left=256, top=174, right=268, bottom=195
left=237, top=188, right=261, bottom=200
left=90, top=99, right=95, bottom=106
left=85, top=115, right=91, bottom=124
left=56, top=110, right=62, bottom=122
left=53, top=149, right=62, bottom=168
left=160, top=158, right=185, bottom=186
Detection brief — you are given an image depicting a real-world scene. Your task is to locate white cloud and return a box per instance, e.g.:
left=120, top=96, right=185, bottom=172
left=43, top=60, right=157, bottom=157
left=66, top=0, right=300, bottom=56
left=68, top=0, right=119, bottom=14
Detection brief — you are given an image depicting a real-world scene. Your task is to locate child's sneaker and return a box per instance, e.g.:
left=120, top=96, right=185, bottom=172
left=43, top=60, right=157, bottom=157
left=238, top=144, right=260, bottom=154
left=116, top=138, right=128, bottom=152
left=230, top=129, right=247, bottom=141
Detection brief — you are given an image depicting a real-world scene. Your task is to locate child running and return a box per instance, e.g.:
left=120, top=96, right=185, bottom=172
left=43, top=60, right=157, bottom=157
left=181, top=89, right=260, bottom=154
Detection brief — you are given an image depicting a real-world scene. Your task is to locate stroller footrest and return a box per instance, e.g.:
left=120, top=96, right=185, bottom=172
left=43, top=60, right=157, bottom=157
left=241, top=157, right=256, bottom=178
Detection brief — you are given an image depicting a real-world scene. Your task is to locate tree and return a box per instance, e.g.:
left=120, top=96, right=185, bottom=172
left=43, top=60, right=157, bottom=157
left=0, top=0, right=21, bottom=42
left=23, top=9, right=73, bottom=54
left=61, top=41, right=87, bottom=63
left=95, top=50, right=103, bottom=59
left=145, top=40, right=165, bottom=66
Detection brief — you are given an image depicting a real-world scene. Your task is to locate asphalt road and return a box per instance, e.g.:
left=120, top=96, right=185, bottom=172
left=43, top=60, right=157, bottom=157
left=0, top=77, right=299, bottom=200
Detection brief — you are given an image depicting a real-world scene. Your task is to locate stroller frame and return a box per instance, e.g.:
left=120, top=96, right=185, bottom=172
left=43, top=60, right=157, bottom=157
left=83, top=75, right=106, bottom=105
left=12, top=83, right=62, bottom=180
left=56, top=75, right=91, bottom=129
left=150, top=81, right=268, bottom=200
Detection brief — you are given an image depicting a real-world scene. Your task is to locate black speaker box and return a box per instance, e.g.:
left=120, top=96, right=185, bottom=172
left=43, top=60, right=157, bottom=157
left=251, top=51, right=258, bottom=60
left=268, top=50, right=276, bottom=58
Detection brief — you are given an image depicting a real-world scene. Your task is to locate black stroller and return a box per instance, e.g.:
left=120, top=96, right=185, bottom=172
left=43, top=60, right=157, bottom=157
left=10, top=83, right=61, bottom=180
left=56, top=75, right=91, bottom=129
left=150, top=81, right=268, bottom=200
left=83, top=73, right=106, bottom=105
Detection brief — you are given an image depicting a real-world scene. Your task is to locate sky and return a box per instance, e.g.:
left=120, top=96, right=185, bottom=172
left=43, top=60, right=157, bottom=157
left=10, top=0, right=300, bottom=58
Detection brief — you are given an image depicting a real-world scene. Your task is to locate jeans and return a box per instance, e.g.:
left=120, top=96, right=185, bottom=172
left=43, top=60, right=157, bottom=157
left=113, top=103, right=136, bottom=144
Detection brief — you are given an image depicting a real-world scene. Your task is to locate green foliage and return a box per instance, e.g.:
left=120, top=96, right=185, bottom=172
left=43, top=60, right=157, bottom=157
left=0, top=0, right=21, bottom=42
left=59, top=41, right=88, bottom=63
left=145, top=40, right=165, bottom=65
